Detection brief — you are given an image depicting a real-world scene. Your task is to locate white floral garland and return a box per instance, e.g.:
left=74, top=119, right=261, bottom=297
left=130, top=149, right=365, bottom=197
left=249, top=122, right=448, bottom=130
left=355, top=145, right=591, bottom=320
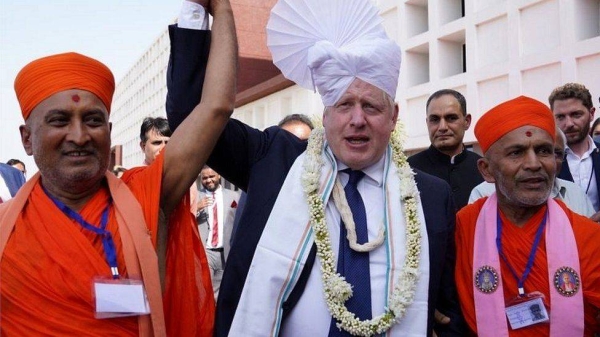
left=300, top=123, right=422, bottom=336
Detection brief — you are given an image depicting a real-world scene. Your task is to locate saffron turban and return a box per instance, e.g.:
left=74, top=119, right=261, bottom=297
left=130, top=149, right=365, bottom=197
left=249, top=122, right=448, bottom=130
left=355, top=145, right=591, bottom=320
left=14, top=52, right=115, bottom=120
left=475, top=96, right=555, bottom=154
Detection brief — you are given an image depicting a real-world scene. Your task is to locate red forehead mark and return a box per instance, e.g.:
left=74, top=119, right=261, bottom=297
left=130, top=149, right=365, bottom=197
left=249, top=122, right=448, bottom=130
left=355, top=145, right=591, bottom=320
left=525, top=131, right=532, bottom=137
left=71, top=94, right=80, bottom=103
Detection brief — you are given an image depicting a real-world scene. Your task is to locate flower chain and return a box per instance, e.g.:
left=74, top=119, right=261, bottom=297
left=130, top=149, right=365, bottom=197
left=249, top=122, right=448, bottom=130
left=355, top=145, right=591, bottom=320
left=301, top=124, right=422, bottom=336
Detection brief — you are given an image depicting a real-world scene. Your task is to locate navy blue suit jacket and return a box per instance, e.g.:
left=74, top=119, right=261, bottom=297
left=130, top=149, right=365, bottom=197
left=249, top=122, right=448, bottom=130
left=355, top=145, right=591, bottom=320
left=0, top=163, right=25, bottom=197
left=166, top=26, right=465, bottom=336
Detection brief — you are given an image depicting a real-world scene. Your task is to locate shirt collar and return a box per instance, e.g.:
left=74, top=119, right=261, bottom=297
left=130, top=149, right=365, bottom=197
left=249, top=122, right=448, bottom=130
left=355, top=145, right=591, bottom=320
left=565, top=136, right=597, bottom=157
left=336, top=152, right=385, bottom=187
left=427, top=144, right=467, bottom=165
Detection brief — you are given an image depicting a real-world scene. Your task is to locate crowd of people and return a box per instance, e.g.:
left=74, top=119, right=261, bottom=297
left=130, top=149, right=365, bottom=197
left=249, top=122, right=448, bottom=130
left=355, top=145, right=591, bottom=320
left=1, top=0, right=599, bottom=335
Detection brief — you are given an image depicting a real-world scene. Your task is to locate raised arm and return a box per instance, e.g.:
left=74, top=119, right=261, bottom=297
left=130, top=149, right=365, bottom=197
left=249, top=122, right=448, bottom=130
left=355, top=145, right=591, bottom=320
left=160, top=0, right=238, bottom=214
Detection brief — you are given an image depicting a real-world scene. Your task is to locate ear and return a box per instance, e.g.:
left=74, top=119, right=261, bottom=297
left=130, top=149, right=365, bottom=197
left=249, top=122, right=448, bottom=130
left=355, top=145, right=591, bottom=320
left=322, top=107, right=329, bottom=128
left=464, top=113, right=472, bottom=130
left=392, top=103, right=399, bottom=124
left=477, top=157, right=496, bottom=183
left=19, top=124, right=34, bottom=156
left=140, top=140, right=145, bottom=151
left=590, top=107, right=596, bottom=119
left=109, top=122, right=112, bottom=133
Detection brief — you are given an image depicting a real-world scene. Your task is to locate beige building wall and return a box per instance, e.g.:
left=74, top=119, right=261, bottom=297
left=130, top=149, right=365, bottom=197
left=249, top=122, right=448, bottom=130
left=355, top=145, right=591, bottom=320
left=110, top=28, right=171, bottom=168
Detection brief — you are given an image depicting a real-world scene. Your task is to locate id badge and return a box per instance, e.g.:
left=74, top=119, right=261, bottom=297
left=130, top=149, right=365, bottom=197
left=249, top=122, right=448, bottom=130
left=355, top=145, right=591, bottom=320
left=92, top=277, right=151, bottom=319
left=505, top=292, right=549, bottom=330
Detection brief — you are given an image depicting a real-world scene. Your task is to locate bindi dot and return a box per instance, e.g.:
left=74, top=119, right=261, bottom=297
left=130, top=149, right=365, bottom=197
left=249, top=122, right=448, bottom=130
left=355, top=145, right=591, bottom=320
left=71, top=94, right=80, bottom=103
left=525, top=131, right=532, bottom=137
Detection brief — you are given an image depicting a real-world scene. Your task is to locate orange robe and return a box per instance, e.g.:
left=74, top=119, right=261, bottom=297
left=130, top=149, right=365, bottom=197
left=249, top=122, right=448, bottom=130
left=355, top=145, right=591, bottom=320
left=456, top=197, right=600, bottom=336
left=0, top=155, right=214, bottom=336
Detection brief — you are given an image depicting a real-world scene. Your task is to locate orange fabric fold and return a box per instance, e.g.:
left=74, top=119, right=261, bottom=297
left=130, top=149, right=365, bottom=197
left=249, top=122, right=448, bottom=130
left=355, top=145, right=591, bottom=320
left=455, top=198, right=600, bottom=336
left=163, top=193, right=215, bottom=336
left=123, top=162, right=215, bottom=336
left=474, top=96, right=555, bottom=154
left=14, top=52, right=115, bottom=119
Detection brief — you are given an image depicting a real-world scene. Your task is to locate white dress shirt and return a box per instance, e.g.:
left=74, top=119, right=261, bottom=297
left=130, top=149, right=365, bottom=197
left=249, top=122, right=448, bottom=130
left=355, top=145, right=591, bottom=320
left=565, top=136, right=598, bottom=211
left=178, top=1, right=208, bottom=30
left=0, top=177, right=12, bottom=202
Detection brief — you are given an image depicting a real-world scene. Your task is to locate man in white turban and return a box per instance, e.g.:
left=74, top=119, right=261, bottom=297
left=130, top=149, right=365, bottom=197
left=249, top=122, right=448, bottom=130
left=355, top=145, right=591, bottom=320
left=167, top=0, right=465, bottom=335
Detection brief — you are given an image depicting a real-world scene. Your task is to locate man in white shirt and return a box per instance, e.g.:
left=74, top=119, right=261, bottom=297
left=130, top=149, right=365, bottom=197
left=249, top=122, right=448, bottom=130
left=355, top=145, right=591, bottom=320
left=165, top=0, right=466, bottom=335
left=551, top=83, right=600, bottom=220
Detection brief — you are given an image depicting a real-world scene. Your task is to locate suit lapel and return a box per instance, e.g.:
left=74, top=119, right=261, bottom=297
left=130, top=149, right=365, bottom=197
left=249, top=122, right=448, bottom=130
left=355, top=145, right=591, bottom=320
left=591, top=145, right=600, bottom=206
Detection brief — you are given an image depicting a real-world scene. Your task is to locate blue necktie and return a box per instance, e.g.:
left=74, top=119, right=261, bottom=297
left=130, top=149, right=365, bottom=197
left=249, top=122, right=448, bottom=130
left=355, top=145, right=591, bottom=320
left=329, top=169, right=372, bottom=336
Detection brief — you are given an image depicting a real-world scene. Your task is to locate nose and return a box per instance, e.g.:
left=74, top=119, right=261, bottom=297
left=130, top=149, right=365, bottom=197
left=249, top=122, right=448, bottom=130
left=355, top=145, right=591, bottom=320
left=563, top=116, right=575, bottom=129
left=523, top=149, right=542, bottom=171
left=349, top=106, right=367, bottom=127
left=66, top=121, right=91, bottom=145
left=438, top=118, right=448, bottom=131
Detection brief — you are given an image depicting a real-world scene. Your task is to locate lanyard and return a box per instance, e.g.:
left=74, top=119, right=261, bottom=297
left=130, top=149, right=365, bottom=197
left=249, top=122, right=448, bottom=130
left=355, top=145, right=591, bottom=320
left=585, top=166, right=594, bottom=194
left=44, top=188, right=119, bottom=279
left=496, top=209, right=547, bottom=296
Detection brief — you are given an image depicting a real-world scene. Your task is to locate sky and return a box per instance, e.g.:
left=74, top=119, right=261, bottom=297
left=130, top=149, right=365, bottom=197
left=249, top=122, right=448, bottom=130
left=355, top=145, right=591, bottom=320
left=0, top=0, right=184, bottom=175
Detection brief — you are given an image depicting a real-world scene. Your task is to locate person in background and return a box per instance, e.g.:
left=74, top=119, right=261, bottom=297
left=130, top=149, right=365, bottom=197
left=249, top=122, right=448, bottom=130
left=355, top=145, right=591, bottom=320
left=139, top=116, right=198, bottom=215
left=589, top=118, right=600, bottom=143
left=551, top=83, right=599, bottom=212
left=408, top=89, right=483, bottom=210
left=6, top=159, right=26, bottom=177
left=196, top=165, right=239, bottom=299
left=0, top=163, right=25, bottom=202
left=277, top=113, right=314, bottom=140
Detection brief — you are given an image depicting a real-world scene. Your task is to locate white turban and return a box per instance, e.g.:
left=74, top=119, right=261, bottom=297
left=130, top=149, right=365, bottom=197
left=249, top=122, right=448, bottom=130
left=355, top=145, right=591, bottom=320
left=307, top=36, right=401, bottom=106
left=267, top=0, right=401, bottom=107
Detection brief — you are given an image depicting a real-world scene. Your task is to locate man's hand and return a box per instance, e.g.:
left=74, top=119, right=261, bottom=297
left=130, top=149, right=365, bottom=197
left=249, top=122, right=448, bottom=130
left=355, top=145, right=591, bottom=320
left=432, top=309, right=451, bottom=337
left=198, top=196, right=212, bottom=210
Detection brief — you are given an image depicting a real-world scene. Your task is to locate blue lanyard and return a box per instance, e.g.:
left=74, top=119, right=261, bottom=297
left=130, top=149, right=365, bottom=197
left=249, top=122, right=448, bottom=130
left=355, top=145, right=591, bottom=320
left=496, top=209, right=547, bottom=296
left=44, top=188, right=119, bottom=279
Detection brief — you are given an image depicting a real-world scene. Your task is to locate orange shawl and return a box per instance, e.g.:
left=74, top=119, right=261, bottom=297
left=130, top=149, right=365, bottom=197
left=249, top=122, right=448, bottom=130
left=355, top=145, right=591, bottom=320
left=0, top=156, right=214, bottom=336
left=456, top=198, right=600, bottom=336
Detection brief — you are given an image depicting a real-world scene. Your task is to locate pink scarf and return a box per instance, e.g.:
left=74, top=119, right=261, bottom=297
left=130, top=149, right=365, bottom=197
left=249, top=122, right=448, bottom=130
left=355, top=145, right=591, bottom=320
left=473, top=194, right=584, bottom=336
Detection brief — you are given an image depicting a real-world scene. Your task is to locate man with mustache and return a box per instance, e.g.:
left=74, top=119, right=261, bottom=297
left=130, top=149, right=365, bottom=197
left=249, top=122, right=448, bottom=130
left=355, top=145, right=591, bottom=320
left=409, top=89, right=483, bottom=210
left=468, top=127, right=595, bottom=217
left=0, top=0, right=237, bottom=334
left=455, top=96, right=600, bottom=335
left=551, top=83, right=600, bottom=215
